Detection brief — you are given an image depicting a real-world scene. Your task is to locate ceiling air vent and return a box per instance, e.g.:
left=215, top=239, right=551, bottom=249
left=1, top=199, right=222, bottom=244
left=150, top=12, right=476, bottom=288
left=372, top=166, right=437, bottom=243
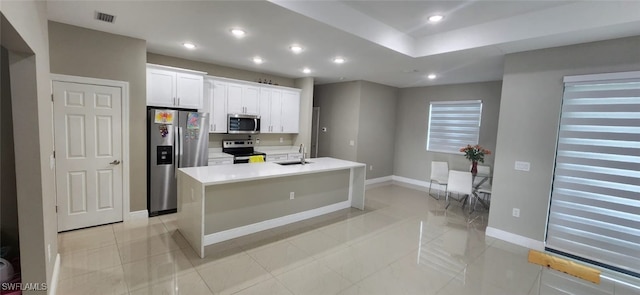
left=95, top=11, right=116, bottom=23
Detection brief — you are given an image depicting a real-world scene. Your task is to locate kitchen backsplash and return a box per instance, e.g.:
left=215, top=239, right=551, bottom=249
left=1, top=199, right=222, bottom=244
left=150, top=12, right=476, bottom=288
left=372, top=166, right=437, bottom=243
left=208, top=133, right=294, bottom=148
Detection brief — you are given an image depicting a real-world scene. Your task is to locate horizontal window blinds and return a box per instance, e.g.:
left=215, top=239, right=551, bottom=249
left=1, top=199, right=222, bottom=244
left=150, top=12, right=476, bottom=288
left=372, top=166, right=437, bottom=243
left=427, top=100, right=482, bottom=153
left=546, top=75, right=640, bottom=276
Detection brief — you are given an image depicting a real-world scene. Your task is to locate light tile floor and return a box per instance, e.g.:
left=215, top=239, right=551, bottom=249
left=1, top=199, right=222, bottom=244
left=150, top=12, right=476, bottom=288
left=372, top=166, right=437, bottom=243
left=57, top=184, right=640, bottom=295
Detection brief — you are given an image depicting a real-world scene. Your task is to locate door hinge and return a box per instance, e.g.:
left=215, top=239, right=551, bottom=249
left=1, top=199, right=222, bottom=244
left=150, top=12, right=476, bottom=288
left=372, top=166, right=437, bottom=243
left=51, top=93, right=54, bottom=101
left=53, top=150, right=55, bottom=158
left=55, top=206, right=58, bottom=213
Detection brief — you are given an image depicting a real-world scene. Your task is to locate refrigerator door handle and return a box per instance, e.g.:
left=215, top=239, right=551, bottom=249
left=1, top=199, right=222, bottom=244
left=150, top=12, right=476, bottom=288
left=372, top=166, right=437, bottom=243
left=178, top=126, right=184, bottom=169
left=174, top=126, right=179, bottom=178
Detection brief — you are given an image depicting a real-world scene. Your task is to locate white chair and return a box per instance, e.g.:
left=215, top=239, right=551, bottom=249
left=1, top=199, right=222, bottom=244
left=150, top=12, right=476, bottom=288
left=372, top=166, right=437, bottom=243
left=429, top=161, right=449, bottom=200
left=446, top=170, right=472, bottom=210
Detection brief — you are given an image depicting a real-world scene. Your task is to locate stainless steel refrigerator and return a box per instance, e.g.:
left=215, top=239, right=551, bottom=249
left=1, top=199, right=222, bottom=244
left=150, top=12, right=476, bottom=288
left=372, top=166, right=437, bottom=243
left=147, top=108, right=209, bottom=216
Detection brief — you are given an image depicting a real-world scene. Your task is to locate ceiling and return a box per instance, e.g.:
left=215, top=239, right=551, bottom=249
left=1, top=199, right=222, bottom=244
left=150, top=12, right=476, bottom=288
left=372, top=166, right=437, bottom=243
left=46, top=0, right=640, bottom=88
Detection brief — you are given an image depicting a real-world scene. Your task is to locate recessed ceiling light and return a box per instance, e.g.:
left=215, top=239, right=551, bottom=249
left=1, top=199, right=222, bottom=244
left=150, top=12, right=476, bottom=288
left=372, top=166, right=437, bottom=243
left=230, top=28, right=246, bottom=38
left=302, top=68, right=311, bottom=74
left=252, top=56, right=263, bottom=64
left=182, top=42, right=196, bottom=49
left=428, top=15, right=444, bottom=23
left=427, top=74, right=437, bottom=80
left=333, top=57, right=346, bottom=64
left=290, top=45, right=303, bottom=53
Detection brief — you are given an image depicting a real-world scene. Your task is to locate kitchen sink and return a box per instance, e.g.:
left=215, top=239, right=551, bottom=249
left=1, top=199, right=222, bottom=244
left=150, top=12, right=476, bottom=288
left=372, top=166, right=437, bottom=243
left=277, top=161, right=313, bottom=166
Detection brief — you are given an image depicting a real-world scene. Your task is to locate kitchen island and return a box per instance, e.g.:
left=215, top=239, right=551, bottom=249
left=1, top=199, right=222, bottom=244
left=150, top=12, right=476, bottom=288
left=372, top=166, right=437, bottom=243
left=176, top=157, right=366, bottom=258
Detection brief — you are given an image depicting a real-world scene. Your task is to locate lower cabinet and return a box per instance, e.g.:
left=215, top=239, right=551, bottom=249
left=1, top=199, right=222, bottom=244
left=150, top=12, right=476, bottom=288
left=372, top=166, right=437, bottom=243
left=208, top=158, right=233, bottom=166
left=265, top=154, right=289, bottom=162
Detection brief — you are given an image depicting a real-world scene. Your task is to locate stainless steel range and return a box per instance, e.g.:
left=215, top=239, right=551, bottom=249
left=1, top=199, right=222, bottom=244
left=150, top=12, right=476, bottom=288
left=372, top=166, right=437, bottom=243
left=222, top=140, right=266, bottom=164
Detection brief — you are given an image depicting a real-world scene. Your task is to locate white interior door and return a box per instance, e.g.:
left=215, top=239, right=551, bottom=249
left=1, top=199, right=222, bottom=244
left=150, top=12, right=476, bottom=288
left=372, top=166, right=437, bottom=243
left=54, top=81, right=123, bottom=231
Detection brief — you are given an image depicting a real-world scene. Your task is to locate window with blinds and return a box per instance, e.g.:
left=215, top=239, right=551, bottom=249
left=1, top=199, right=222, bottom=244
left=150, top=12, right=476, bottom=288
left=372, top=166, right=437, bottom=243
left=546, top=71, right=640, bottom=277
left=426, top=100, right=482, bottom=153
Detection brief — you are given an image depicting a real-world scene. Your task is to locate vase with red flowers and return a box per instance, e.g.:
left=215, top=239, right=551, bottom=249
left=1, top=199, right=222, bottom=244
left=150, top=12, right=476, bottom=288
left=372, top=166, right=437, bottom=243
left=460, top=145, right=491, bottom=175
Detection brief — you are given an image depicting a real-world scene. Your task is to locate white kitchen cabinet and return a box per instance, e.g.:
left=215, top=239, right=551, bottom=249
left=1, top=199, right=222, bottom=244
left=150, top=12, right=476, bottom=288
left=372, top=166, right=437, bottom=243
left=204, top=80, right=227, bottom=133
left=146, top=64, right=205, bottom=109
left=265, top=154, right=289, bottom=162
left=281, top=90, right=300, bottom=133
left=206, top=76, right=299, bottom=132
left=208, top=158, right=233, bottom=166
left=226, top=82, right=259, bottom=115
left=259, top=88, right=283, bottom=133
left=259, top=87, right=300, bottom=133
left=288, top=153, right=303, bottom=160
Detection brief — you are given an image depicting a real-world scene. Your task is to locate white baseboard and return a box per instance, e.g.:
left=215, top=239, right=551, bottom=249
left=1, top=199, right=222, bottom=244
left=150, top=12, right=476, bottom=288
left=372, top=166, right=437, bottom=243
left=365, top=176, right=393, bottom=188
left=391, top=175, right=446, bottom=191
left=486, top=226, right=545, bottom=251
left=49, top=253, right=61, bottom=295
left=127, top=210, right=149, bottom=220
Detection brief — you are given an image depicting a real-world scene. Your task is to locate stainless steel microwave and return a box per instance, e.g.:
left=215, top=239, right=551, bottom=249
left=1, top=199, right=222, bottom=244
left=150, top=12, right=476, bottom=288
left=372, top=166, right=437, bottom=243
left=228, top=114, right=260, bottom=134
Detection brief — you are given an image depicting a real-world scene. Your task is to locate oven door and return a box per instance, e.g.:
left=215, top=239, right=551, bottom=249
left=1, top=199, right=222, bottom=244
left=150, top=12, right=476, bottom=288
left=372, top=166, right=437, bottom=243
left=228, top=114, right=260, bottom=134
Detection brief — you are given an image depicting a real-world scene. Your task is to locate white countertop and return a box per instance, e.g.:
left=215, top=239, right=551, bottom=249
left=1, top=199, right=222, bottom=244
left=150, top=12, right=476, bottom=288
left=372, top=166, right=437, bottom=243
left=179, top=157, right=365, bottom=186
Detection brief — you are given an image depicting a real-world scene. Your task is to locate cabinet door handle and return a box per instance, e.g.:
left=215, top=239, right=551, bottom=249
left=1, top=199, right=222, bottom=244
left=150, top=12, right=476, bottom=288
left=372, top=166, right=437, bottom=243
left=214, top=124, right=216, bottom=131
left=281, top=126, right=283, bottom=132
left=178, top=97, right=181, bottom=105
left=173, top=97, right=176, bottom=105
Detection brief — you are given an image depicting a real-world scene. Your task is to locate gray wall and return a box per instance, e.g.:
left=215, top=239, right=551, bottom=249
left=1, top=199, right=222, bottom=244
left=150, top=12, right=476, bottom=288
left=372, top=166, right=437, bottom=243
left=314, top=81, right=398, bottom=179
left=489, top=36, right=640, bottom=242
left=314, top=81, right=361, bottom=161
left=1, top=1, right=57, bottom=291
left=393, top=81, right=502, bottom=181
left=48, top=21, right=148, bottom=211
left=357, top=81, right=398, bottom=179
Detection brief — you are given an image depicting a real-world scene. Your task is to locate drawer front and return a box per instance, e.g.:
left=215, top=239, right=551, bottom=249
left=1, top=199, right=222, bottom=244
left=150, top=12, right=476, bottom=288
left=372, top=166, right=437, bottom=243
left=208, top=159, right=233, bottom=166
left=266, top=154, right=289, bottom=162
left=288, top=153, right=302, bottom=160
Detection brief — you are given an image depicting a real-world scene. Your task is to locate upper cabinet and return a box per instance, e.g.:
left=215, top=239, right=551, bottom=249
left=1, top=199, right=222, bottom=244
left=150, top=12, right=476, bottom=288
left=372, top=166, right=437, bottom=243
left=146, top=64, right=205, bottom=109
left=226, top=83, right=260, bottom=115
left=259, top=87, right=300, bottom=134
left=206, top=76, right=301, bottom=134
left=204, top=80, right=228, bottom=133
left=281, top=90, right=300, bottom=133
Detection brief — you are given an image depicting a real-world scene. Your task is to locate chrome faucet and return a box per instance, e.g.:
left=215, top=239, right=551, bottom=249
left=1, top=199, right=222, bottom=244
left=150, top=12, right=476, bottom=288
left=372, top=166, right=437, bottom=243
left=299, top=144, right=306, bottom=165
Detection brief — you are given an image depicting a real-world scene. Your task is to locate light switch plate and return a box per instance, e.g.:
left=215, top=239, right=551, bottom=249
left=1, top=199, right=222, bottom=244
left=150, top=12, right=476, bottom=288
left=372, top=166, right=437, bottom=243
left=349, top=140, right=355, bottom=146
left=515, top=161, right=530, bottom=171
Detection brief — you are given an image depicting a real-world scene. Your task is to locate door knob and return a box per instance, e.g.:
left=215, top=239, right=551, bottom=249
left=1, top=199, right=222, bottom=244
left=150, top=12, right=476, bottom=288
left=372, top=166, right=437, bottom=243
left=110, top=160, right=121, bottom=165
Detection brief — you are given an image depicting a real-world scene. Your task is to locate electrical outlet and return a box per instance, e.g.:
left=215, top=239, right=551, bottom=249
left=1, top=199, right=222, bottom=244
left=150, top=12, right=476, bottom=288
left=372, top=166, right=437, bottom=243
left=369, top=165, right=373, bottom=171
left=515, top=161, right=530, bottom=172
left=349, top=140, right=355, bottom=146
left=280, top=137, right=284, bottom=143
left=290, top=192, right=295, bottom=200
left=512, top=208, right=520, bottom=218
left=256, top=138, right=260, bottom=145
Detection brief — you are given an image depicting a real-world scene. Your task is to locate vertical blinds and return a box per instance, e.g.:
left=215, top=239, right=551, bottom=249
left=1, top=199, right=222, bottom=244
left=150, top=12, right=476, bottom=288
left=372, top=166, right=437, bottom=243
left=427, top=100, right=482, bottom=153
left=546, top=74, right=640, bottom=276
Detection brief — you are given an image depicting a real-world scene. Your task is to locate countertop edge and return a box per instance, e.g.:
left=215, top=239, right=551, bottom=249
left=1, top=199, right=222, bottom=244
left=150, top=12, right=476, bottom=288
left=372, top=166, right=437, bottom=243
left=180, top=158, right=365, bottom=186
